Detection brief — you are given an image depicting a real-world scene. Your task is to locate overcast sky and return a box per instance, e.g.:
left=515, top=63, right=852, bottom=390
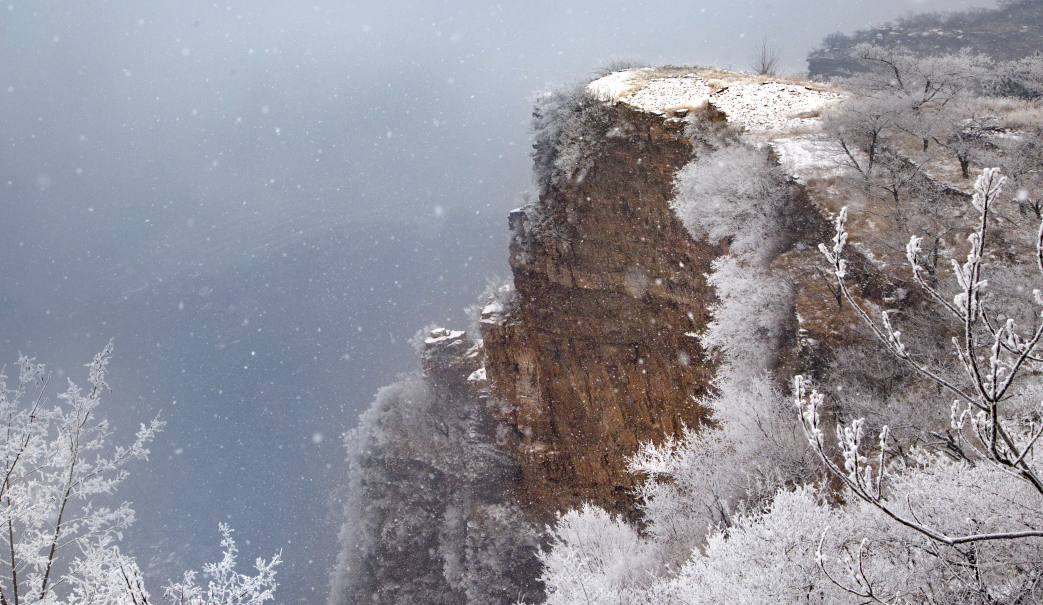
left=0, top=0, right=997, bottom=603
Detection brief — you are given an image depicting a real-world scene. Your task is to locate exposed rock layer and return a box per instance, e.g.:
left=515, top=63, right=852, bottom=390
left=481, top=105, right=718, bottom=519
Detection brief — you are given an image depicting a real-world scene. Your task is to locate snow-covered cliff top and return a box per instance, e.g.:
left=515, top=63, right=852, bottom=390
left=586, top=68, right=844, bottom=135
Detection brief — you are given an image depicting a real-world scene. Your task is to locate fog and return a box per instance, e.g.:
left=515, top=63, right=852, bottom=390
left=0, top=0, right=995, bottom=602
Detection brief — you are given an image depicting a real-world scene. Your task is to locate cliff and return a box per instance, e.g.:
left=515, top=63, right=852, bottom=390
left=481, top=103, right=717, bottom=519
left=476, top=69, right=848, bottom=521
left=331, top=66, right=930, bottom=605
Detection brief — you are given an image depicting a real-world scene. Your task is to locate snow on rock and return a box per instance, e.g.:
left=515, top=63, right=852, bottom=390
left=587, top=70, right=712, bottom=113
left=425, top=328, right=467, bottom=346
left=709, top=82, right=843, bottom=133
left=482, top=300, right=504, bottom=317
left=587, top=68, right=654, bottom=102
left=623, top=77, right=713, bottom=113
left=586, top=69, right=845, bottom=135
left=480, top=300, right=506, bottom=327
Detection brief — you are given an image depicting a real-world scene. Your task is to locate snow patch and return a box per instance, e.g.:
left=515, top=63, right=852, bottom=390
left=710, top=83, right=844, bottom=133
left=771, top=134, right=853, bottom=183
left=586, top=68, right=654, bottom=103
left=623, top=77, right=712, bottom=113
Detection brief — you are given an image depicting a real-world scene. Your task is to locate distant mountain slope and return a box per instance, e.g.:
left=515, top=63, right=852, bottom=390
left=808, top=0, right=1043, bottom=79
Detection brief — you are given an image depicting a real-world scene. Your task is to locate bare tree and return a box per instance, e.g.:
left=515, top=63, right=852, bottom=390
left=991, top=125, right=1043, bottom=221
left=827, top=94, right=905, bottom=184
left=930, top=99, right=1000, bottom=179
left=866, top=148, right=931, bottom=231
left=843, top=45, right=990, bottom=156
left=750, top=36, right=781, bottom=77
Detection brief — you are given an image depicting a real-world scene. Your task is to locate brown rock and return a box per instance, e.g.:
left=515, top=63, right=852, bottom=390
left=481, top=104, right=719, bottom=520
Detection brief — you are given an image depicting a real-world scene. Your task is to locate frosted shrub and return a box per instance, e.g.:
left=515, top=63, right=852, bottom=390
left=538, top=504, right=655, bottom=605
left=627, top=426, right=737, bottom=568
left=989, top=53, right=1043, bottom=100
left=626, top=369, right=815, bottom=572
left=331, top=375, right=453, bottom=605
left=672, top=144, right=789, bottom=265
left=460, top=504, right=542, bottom=605
left=531, top=84, right=612, bottom=195
left=702, top=257, right=793, bottom=373
left=165, top=525, right=280, bottom=605
left=653, top=487, right=851, bottom=605
left=332, top=368, right=542, bottom=605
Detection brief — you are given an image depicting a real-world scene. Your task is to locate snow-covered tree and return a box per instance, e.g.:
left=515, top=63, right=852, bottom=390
left=989, top=53, right=1043, bottom=100
left=0, top=343, right=279, bottom=605
left=537, top=504, right=655, bottom=605
left=989, top=124, right=1043, bottom=222
left=826, top=93, right=905, bottom=182
left=846, top=45, right=990, bottom=149
left=672, top=144, right=790, bottom=265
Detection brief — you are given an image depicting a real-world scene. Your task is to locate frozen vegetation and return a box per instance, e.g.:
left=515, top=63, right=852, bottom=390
left=0, top=343, right=280, bottom=605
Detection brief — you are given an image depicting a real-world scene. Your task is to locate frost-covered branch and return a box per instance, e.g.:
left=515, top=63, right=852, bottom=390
left=164, top=525, right=280, bottom=605
left=798, top=375, right=1043, bottom=545
left=0, top=344, right=278, bottom=605
left=805, top=167, right=1043, bottom=547
left=815, top=529, right=905, bottom=605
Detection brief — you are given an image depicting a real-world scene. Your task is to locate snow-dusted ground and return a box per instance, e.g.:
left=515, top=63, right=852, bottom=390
left=711, top=83, right=843, bottom=133
left=587, top=69, right=850, bottom=184
left=624, top=77, right=713, bottom=113
left=586, top=69, right=844, bottom=135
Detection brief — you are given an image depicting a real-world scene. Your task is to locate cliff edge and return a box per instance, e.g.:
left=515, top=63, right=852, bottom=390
left=331, top=67, right=865, bottom=605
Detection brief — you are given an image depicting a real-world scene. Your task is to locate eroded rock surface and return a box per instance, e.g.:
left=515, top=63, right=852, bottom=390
left=481, top=105, right=718, bottom=519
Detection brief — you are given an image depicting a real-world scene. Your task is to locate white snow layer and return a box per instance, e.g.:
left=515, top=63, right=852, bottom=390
left=586, top=71, right=844, bottom=135
left=624, top=77, right=713, bottom=113
left=586, top=68, right=654, bottom=102
left=710, top=83, right=843, bottom=133
left=771, top=134, right=854, bottom=183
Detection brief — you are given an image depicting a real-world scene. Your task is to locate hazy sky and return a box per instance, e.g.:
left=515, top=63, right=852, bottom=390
left=0, top=0, right=997, bottom=603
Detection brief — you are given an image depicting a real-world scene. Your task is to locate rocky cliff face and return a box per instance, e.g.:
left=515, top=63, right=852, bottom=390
left=472, top=69, right=845, bottom=522
left=330, top=328, right=543, bottom=605
left=332, top=67, right=862, bottom=605
left=480, top=104, right=718, bottom=519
